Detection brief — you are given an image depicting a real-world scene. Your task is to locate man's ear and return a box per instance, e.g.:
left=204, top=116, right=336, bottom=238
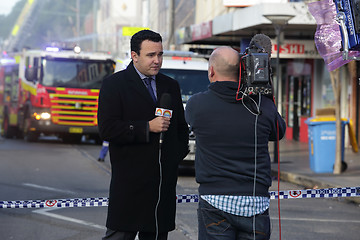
left=131, top=51, right=138, bottom=63
left=209, top=66, right=215, bottom=77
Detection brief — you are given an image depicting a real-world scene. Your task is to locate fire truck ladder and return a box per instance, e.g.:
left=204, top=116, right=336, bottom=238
left=4, top=0, right=45, bottom=52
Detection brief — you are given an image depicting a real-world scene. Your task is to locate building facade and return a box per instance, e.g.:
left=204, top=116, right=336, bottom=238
left=92, top=0, right=359, bottom=146
left=95, top=0, right=196, bottom=57
left=96, top=0, right=144, bottom=58
left=175, top=0, right=359, bottom=146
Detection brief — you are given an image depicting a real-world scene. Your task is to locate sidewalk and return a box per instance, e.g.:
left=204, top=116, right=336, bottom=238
left=271, top=139, right=360, bottom=204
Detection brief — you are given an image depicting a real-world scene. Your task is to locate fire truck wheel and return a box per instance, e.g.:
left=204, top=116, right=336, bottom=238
left=62, top=134, right=82, bottom=144
left=24, top=131, right=39, bottom=142
left=23, top=116, right=39, bottom=142
left=2, top=115, right=15, bottom=139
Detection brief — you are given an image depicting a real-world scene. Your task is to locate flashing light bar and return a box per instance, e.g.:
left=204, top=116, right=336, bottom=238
left=74, top=46, right=81, bottom=54
left=45, top=47, right=60, bottom=52
left=0, top=58, right=16, bottom=64
left=45, top=46, right=82, bottom=54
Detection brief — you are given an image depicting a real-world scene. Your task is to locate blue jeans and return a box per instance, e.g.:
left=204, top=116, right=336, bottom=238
left=198, top=198, right=270, bottom=240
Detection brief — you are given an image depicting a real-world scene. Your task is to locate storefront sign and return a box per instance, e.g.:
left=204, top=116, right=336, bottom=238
left=122, top=27, right=149, bottom=36
left=271, top=39, right=321, bottom=59
left=191, top=21, right=212, bottom=41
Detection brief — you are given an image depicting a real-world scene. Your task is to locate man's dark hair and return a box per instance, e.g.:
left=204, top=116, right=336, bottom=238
left=131, top=30, right=162, bottom=55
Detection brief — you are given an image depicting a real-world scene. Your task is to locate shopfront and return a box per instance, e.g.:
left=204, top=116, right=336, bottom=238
left=285, top=59, right=313, bottom=142
left=270, top=39, right=320, bottom=142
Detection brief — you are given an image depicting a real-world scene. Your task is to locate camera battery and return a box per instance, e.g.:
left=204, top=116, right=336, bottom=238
left=246, top=53, right=269, bottom=84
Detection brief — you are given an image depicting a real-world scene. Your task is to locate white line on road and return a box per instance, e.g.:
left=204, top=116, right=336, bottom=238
left=23, top=183, right=76, bottom=195
left=33, top=208, right=106, bottom=230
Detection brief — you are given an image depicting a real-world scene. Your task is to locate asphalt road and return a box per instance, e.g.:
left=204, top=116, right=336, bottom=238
left=0, top=137, right=359, bottom=240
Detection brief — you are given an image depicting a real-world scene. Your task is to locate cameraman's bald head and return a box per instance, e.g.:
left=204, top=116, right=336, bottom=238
left=208, top=46, right=240, bottom=83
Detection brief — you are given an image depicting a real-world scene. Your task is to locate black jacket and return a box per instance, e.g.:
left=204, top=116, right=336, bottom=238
left=97, top=62, right=189, bottom=232
left=185, top=81, right=286, bottom=197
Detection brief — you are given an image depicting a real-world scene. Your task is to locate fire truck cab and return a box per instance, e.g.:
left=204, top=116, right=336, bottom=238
left=0, top=46, right=115, bottom=143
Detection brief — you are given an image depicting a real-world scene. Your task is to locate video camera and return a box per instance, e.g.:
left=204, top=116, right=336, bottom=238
left=238, top=42, right=273, bottom=97
left=334, top=0, right=360, bottom=50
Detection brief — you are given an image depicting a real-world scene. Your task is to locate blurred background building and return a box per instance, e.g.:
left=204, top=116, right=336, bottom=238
left=0, top=0, right=359, bottom=148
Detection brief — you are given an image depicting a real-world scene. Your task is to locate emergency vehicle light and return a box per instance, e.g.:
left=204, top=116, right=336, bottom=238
left=172, top=56, right=192, bottom=61
left=46, top=47, right=60, bottom=52
left=33, top=112, right=51, bottom=120
left=74, top=46, right=81, bottom=54
left=0, top=58, right=16, bottom=64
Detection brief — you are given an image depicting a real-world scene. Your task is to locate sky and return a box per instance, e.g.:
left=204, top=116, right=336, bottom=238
left=0, top=0, right=20, bottom=15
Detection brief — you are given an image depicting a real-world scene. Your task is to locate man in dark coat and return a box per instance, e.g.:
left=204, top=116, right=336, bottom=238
left=97, top=30, right=189, bottom=240
left=185, top=46, right=286, bottom=240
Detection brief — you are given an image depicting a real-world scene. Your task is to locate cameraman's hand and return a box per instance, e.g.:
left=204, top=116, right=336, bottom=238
left=149, top=116, right=170, bottom=133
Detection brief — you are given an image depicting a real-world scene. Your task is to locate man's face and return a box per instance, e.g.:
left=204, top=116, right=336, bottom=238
left=131, top=40, right=163, bottom=76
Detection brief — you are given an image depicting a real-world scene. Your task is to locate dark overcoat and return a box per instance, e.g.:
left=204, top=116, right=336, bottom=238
left=97, top=61, right=189, bottom=233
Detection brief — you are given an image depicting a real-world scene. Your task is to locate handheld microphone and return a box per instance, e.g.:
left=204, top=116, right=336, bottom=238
left=154, top=93, right=172, bottom=240
left=155, top=93, right=172, bottom=146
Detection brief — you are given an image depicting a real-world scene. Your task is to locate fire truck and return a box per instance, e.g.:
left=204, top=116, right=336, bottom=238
left=0, top=46, right=115, bottom=142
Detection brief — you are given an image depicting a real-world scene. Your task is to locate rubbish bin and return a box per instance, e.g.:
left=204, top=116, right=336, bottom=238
left=305, top=117, right=348, bottom=173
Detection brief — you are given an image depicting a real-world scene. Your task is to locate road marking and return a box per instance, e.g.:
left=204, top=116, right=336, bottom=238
left=75, top=147, right=111, bottom=175
left=271, top=217, right=360, bottom=223
left=33, top=208, right=106, bottom=230
left=23, top=183, right=76, bottom=195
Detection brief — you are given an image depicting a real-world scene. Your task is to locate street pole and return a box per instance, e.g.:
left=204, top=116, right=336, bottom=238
left=92, top=0, right=98, bottom=51
left=167, top=0, right=175, bottom=50
left=76, top=0, right=80, bottom=39
left=275, top=25, right=281, bottom=112
left=274, top=25, right=282, bottom=163
left=263, top=14, right=295, bottom=163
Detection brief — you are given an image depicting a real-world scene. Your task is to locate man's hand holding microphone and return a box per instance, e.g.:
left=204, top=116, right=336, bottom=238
left=149, top=116, right=170, bottom=133
left=149, top=93, right=173, bottom=147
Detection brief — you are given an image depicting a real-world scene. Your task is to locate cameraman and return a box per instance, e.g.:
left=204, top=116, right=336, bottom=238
left=185, top=46, right=286, bottom=240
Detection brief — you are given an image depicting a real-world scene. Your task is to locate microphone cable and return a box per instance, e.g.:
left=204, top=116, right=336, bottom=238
left=240, top=92, right=261, bottom=240
left=252, top=93, right=261, bottom=240
left=241, top=93, right=281, bottom=240
left=155, top=140, right=163, bottom=240
left=154, top=93, right=171, bottom=240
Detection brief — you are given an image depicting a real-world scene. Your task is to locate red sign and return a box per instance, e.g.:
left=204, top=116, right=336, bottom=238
left=45, top=200, right=57, bottom=207
left=274, top=43, right=305, bottom=55
left=289, top=191, right=302, bottom=198
left=191, top=21, right=212, bottom=41
left=270, top=39, right=320, bottom=59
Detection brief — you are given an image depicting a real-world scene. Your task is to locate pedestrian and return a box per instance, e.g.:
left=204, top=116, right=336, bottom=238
left=185, top=46, right=286, bottom=240
left=97, top=29, right=189, bottom=240
left=97, top=141, right=109, bottom=162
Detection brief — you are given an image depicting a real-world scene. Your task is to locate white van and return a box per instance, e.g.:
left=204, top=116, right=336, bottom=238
left=160, top=51, right=209, bottom=164
left=115, top=51, right=210, bottom=164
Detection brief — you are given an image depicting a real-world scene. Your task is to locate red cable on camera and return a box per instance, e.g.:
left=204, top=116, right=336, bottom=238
left=236, top=55, right=247, bottom=101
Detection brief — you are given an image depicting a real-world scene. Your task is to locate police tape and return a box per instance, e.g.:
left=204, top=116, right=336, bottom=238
left=1, top=187, right=359, bottom=209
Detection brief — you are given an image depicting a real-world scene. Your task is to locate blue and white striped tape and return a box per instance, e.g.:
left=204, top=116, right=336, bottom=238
left=1, top=187, right=359, bottom=209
